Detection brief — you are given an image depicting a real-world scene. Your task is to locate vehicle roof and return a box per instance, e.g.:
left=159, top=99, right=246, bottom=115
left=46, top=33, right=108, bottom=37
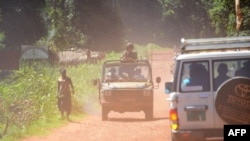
left=176, top=50, right=250, bottom=60
left=103, top=60, right=151, bottom=66
left=180, top=36, right=250, bottom=54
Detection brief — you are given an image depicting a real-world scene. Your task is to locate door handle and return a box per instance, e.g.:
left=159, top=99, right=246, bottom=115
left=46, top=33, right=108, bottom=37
left=185, top=105, right=208, bottom=111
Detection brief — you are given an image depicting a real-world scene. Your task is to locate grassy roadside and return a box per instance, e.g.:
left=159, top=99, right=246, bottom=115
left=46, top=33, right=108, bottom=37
left=0, top=62, right=102, bottom=141
left=0, top=43, right=170, bottom=141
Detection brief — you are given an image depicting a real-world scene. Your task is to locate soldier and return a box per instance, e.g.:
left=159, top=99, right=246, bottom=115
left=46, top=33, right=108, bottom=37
left=214, top=63, right=231, bottom=90
left=57, top=68, right=74, bottom=121
left=133, top=68, right=145, bottom=79
left=235, top=60, right=250, bottom=77
left=105, top=68, right=119, bottom=81
left=120, top=43, right=137, bottom=61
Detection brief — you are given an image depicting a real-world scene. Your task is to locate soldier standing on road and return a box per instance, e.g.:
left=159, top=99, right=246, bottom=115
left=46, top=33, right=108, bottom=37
left=57, top=68, right=74, bottom=121
left=120, top=43, right=137, bottom=61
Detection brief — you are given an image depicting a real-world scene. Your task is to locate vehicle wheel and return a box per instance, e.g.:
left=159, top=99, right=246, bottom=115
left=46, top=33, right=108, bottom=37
left=171, top=136, right=175, bottom=141
left=102, top=106, right=109, bottom=121
left=144, top=107, right=153, bottom=120
left=171, top=136, right=180, bottom=141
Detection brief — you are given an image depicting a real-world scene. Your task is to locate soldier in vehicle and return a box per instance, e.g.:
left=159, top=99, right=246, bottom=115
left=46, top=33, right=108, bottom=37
left=105, top=68, right=118, bottom=80
left=214, top=63, right=231, bottom=90
left=235, top=60, right=250, bottom=77
left=186, top=63, right=209, bottom=91
left=133, top=68, right=145, bottom=79
left=120, top=43, right=137, bottom=61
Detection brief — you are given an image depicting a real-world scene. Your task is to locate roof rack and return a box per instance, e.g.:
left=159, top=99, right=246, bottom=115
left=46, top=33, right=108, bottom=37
left=180, top=36, right=250, bottom=54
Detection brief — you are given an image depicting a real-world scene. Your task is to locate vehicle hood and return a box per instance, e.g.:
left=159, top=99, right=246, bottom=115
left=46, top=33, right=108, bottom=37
left=102, top=82, right=153, bottom=89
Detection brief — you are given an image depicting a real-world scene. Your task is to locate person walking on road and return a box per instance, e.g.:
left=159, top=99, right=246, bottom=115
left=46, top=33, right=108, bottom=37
left=57, top=68, right=74, bottom=121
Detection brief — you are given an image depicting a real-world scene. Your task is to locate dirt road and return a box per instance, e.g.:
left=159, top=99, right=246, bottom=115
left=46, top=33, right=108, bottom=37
left=22, top=50, right=174, bottom=141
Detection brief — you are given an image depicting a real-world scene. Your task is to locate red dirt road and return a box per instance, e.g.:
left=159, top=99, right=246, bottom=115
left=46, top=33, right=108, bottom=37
left=22, top=50, right=174, bottom=141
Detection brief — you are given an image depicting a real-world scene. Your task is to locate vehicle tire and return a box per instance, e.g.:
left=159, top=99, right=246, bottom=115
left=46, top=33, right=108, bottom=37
left=102, top=106, right=109, bottom=121
left=171, top=135, right=176, bottom=141
left=144, top=107, right=153, bottom=120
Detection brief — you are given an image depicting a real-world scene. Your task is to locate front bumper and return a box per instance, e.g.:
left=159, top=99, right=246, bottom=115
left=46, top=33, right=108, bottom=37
left=102, top=102, right=153, bottom=112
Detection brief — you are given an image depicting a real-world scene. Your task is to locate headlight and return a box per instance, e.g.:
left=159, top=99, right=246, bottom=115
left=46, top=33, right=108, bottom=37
left=104, top=90, right=112, bottom=96
left=143, top=90, right=151, bottom=96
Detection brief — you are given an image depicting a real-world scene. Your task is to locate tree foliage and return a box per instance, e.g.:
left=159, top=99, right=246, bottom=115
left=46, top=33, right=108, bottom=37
left=209, top=0, right=250, bottom=36
left=0, top=0, right=46, bottom=49
left=158, top=0, right=215, bottom=42
left=0, top=33, right=5, bottom=50
left=0, top=0, right=124, bottom=51
left=159, top=0, right=250, bottom=39
left=0, top=0, right=250, bottom=51
left=118, top=0, right=163, bottom=45
left=0, top=10, right=4, bottom=50
left=72, top=0, right=124, bottom=51
left=42, top=0, right=86, bottom=51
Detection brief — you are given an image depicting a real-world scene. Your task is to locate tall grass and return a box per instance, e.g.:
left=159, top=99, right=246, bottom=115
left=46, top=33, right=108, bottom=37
left=0, top=66, right=56, bottom=140
left=0, top=61, right=103, bottom=140
left=0, top=43, right=168, bottom=141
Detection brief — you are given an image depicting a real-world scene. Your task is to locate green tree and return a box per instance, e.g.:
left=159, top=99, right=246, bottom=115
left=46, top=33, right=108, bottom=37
left=0, top=33, right=5, bottom=50
left=0, top=0, right=46, bottom=49
left=73, top=0, right=124, bottom=51
left=42, top=0, right=124, bottom=51
left=118, top=0, right=163, bottom=45
left=0, top=10, right=5, bottom=50
left=209, top=0, right=250, bottom=36
left=158, top=0, right=215, bottom=42
left=42, top=0, right=87, bottom=51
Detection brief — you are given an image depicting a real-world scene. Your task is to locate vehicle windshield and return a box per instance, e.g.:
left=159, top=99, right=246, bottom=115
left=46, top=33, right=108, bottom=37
left=103, top=62, right=151, bottom=82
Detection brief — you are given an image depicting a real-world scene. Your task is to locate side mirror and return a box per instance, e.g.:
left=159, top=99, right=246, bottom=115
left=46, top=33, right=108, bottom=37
left=165, top=82, right=173, bottom=94
left=92, top=79, right=101, bottom=89
left=154, top=77, right=161, bottom=89
left=156, top=77, right=161, bottom=83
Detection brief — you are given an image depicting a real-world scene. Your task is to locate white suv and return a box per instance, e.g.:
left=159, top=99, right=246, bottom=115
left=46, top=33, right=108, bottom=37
left=165, top=36, right=250, bottom=141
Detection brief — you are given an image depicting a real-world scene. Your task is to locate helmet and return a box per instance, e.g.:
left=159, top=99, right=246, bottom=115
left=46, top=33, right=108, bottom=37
left=126, top=43, right=134, bottom=50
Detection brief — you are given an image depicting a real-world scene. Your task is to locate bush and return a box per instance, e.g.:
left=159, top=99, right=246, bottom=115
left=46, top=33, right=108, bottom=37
left=0, top=44, right=164, bottom=140
left=0, top=61, right=102, bottom=139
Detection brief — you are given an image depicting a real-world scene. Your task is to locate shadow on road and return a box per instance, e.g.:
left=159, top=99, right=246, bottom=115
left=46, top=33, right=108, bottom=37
left=107, top=117, right=169, bottom=122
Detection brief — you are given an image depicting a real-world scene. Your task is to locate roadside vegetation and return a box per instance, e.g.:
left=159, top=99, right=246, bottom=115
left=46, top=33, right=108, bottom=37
left=0, top=43, right=167, bottom=141
left=0, top=1, right=248, bottom=140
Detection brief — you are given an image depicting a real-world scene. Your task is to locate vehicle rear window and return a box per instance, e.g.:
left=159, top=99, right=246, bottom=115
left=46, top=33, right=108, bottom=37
left=213, top=59, right=250, bottom=91
left=180, top=61, right=210, bottom=92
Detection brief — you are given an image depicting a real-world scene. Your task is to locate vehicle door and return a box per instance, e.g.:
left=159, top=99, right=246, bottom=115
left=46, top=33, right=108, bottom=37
left=213, top=58, right=250, bottom=128
left=177, top=60, right=215, bottom=129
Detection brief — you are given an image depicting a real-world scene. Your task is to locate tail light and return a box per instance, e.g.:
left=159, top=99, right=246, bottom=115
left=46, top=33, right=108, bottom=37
left=169, top=108, right=178, bottom=130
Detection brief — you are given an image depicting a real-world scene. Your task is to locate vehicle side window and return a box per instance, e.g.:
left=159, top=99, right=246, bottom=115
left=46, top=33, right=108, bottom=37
left=213, top=62, right=231, bottom=90
left=213, top=59, right=250, bottom=91
left=235, top=60, right=250, bottom=78
left=180, top=61, right=210, bottom=92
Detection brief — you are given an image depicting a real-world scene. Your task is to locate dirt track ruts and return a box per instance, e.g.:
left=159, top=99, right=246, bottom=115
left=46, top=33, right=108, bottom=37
left=22, top=50, right=174, bottom=141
